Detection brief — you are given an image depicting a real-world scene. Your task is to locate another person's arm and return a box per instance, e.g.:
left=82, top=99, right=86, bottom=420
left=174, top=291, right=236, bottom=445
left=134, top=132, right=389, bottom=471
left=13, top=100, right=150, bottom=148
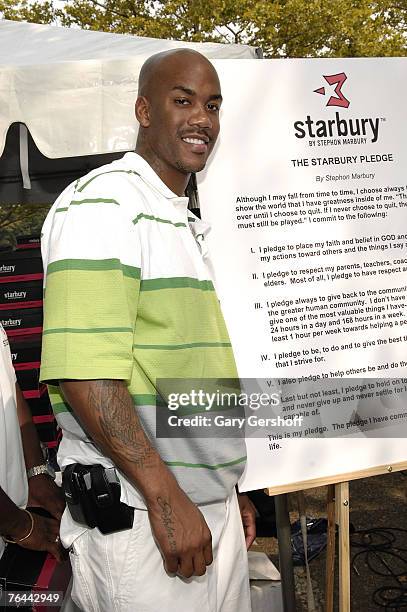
left=0, top=382, right=65, bottom=560
left=0, top=487, right=63, bottom=561
left=16, top=383, right=64, bottom=520
left=60, top=379, right=213, bottom=578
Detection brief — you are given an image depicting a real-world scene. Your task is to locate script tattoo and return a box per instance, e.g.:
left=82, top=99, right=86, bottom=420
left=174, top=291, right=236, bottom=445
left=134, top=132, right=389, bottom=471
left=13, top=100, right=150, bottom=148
left=88, top=380, right=156, bottom=468
left=157, top=496, right=177, bottom=554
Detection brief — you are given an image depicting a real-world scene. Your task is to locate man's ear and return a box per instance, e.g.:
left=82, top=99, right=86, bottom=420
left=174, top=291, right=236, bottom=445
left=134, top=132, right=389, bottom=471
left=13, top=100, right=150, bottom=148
left=135, top=96, right=150, bottom=127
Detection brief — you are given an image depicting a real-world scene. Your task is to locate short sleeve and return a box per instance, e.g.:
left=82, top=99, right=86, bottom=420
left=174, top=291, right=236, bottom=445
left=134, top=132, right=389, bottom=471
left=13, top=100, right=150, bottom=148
left=40, top=177, right=141, bottom=383
left=0, top=324, right=17, bottom=384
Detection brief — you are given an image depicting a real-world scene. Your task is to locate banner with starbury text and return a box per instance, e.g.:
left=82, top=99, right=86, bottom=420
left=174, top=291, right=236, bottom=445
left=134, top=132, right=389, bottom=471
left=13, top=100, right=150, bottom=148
left=198, top=58, right=407, bottom=492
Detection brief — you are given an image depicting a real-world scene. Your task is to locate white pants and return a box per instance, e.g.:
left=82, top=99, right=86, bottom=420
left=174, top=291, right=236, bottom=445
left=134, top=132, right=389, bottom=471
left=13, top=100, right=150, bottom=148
left=67, top=491, right=251, bottom=612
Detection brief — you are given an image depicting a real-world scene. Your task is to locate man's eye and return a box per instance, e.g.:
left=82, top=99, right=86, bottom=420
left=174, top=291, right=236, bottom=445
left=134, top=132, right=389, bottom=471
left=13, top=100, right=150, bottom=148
left=174, top=98, right=190, bottom=105
left=207, top=103, right=220, bottom=112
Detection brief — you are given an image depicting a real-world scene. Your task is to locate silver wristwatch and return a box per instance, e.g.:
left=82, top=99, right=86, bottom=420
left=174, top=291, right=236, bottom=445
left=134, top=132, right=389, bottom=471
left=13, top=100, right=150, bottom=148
left=27, top=463, right=56, bottom=480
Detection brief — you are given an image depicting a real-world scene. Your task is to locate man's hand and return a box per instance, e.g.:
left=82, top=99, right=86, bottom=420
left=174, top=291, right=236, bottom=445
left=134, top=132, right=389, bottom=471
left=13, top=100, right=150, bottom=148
left=60, top=380, right=213, bottom=577
left=238, top=493, right=256, bottom=549
left=28, top=475, right=65, bottom=521
left=146, top=476, right=213, bottom=578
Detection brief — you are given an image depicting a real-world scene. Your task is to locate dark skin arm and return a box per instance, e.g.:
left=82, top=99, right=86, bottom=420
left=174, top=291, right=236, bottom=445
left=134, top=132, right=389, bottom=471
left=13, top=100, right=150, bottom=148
left=16, top=384, right=65, bottom=520
left=237, top=493, right=256, bottom=549
left=0, top=487, right=63, bottom=561
left=60, top=379, right=213, bottom=578
left=0, top=384, right=64, bottom=560
left=16, top=383, right=46, bottom=468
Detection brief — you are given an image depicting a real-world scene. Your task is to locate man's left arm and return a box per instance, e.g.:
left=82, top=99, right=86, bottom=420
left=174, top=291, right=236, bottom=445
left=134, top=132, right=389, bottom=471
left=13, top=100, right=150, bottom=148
left=16, top=383, right=65, bottom=520
left=238, top=493, right=256, bottom=549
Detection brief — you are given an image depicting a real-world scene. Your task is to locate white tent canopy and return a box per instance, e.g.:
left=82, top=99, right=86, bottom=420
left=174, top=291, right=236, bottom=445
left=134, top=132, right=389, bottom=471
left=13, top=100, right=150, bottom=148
left=0, top=19, right=257, bottom=160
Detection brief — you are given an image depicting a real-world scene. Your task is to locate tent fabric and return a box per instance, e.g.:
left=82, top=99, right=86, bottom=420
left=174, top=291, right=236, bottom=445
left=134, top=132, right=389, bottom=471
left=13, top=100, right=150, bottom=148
left=0, top=20, right=257, bottom=159
left=0, top=122, right=123, bottom=204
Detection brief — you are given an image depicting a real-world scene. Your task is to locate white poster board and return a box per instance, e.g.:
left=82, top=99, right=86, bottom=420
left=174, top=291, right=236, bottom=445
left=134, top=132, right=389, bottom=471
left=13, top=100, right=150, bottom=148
left=198, top=58, right=407, bottom=493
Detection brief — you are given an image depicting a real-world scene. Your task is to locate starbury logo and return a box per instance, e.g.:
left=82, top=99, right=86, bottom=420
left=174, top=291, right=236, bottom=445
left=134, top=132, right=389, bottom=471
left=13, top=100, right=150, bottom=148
left=293, top=71, right=382, bottom=143
left=314, top=72, right=350, bottom=109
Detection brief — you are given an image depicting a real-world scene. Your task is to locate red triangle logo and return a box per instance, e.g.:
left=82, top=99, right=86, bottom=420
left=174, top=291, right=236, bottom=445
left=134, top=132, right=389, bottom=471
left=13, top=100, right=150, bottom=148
left=314, top=87, right=325, bottom=95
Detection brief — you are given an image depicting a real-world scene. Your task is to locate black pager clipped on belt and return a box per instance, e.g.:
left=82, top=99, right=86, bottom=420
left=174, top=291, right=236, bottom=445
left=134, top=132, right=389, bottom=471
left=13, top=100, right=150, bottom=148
left=62, top=463, right=134, bottom=535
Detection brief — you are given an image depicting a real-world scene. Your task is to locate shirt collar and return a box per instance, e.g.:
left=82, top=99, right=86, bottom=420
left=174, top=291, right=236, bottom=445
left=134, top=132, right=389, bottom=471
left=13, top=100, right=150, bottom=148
left=122, top=152, right=189, bottom=210
left=187, top=209, right=211, bottom=240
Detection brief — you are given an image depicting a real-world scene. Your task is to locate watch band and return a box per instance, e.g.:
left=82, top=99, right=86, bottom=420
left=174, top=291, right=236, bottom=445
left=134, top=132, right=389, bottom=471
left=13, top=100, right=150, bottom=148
left=27, top=464, right=50, bottom=479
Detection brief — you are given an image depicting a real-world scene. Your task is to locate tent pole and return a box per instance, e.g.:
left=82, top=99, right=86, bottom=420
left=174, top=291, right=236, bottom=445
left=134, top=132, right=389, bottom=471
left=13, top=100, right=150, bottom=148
left=19, top=123, right=31, bottom=190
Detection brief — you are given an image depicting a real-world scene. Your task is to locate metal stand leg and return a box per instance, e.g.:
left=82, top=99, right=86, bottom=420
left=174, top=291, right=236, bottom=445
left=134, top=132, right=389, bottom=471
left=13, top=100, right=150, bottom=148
left=275, top=493, right=297, bottom=612
left=325, top=484, right=336, bottom=612
left=336, top=482, right=350, bottom=612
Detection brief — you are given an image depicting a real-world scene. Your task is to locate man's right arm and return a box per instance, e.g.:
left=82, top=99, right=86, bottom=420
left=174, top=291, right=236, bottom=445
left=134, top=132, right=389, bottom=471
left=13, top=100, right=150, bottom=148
left=60, top=379, right=213, bottom=578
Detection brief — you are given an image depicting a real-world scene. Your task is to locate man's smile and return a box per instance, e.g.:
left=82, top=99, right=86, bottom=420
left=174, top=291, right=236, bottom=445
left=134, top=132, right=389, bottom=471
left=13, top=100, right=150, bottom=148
left=181, top=135, right=209, bottom=153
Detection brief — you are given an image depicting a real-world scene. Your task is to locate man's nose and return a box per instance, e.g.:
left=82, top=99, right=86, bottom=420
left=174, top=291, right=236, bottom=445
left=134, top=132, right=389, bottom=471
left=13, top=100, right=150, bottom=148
left=188, top=104, right=212, bottom=129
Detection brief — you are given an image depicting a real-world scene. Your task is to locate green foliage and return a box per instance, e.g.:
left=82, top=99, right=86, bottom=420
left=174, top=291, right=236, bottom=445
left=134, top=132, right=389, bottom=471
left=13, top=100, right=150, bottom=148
left=60, top=0, right=157, bottom=35
left=0, top=205, right=50, bottom=250
left=206, top=0, right=407, bottom=57
left=0, top=0, right=56, bottom=24
left=0, top=0, right=406, bottom=57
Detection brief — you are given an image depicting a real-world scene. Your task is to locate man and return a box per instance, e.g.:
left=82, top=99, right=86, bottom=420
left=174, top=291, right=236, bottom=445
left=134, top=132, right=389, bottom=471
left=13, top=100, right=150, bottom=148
left=0, top=323, right=64, bottom=561
left=40, top=49, right=255, bottom=612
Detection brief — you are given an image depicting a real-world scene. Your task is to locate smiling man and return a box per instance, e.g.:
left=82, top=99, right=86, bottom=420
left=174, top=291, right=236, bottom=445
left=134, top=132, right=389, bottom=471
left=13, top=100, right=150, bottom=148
left=40, top=49, right=254, bottom=612
left=135, top=50, right=222, bottom=187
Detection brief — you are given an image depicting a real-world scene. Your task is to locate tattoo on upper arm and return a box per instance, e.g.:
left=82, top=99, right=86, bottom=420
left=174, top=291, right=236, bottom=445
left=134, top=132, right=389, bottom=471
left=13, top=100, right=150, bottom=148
left=88, top=380, right=156, bottom=468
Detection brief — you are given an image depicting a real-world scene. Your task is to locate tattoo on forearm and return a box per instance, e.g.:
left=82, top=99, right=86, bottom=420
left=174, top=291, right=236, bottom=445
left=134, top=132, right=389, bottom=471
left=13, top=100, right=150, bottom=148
left=88, top=381, right=156, bottom=469
left=157, top=496, right=177, bottom=554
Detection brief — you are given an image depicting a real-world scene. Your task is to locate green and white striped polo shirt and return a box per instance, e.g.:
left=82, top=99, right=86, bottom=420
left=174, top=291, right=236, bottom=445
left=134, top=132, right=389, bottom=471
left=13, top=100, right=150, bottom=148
left=40, top=152, right=246, bottom=508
